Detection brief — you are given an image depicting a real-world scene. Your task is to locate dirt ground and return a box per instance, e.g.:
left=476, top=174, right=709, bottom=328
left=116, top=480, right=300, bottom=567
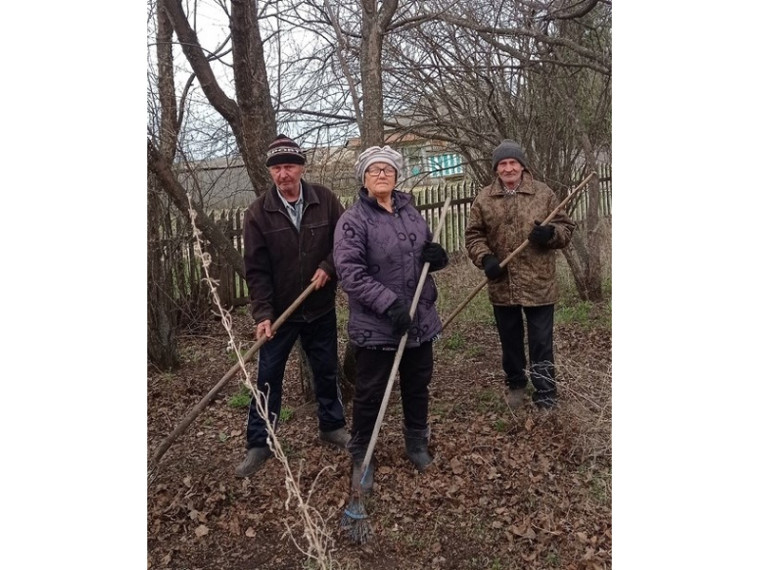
left=147, top=266, right=611, bottom=570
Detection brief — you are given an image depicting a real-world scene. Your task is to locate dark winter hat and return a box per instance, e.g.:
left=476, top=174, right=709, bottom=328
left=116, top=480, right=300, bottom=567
left=265, top=133, right=306, bottom=167
left=492, top=139, right=527, bottom=171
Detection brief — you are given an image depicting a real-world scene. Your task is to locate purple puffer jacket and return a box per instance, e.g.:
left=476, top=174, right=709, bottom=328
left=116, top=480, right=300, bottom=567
left=333, top=188, right=442, bottom=348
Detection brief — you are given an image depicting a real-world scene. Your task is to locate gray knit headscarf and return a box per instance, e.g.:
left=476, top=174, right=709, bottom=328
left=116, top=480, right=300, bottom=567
left=354, top=145, right=405, bottom=183
left=491, top=139, right=528, bottom=171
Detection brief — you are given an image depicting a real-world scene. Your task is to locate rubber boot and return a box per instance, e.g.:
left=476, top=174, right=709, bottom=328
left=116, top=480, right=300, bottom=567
left=350, top=447, right=375, bottom=493
left=403, top=425, right=433, bottom=472
left=235, top=446, right=273, bottom=478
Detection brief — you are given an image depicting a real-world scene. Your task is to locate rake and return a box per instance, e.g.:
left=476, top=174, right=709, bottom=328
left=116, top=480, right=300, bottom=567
left=341, top=196, right=451, bottom=544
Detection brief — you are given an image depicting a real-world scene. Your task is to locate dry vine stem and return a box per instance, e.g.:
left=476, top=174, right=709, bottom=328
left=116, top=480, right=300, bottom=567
left=441, top=171, right=597, bottom=330
left=150, top=195, right=334, bottom=569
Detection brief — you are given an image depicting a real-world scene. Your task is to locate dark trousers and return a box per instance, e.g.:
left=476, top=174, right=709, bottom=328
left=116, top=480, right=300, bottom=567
left=493, top=304, right=557, bottom=405
left=245, top=309, right=345, bottom=449
left=348, top=342, right=434, bottom=459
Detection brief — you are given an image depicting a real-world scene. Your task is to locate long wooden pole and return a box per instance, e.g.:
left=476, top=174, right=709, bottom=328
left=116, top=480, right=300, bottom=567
left=149, top=281, right=318, bottom=469
left=441, top=171, right=597, bottom=331
left=358, top=196, right=452, bottom=481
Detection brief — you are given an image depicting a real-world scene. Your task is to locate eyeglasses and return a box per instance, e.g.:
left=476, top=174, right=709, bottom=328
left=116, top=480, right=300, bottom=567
left=366, top=166, right=395, bottom=177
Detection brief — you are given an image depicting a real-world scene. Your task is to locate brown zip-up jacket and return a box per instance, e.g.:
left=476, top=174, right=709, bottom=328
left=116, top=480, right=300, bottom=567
left=243, top=180, right=345, bottom=324
left=465, top=172, right=575, bottom=307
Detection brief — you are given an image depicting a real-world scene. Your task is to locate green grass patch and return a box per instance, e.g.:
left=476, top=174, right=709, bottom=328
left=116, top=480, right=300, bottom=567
left=279, top=406, right=294, bottom=422
left=587, top=466, right=611, bottom=505
left=227, top=386, right=252, bottom=408
left=555, top=298, right=611, bottom=329
left=443, top=331, right=466, bottom=350
left=336, top=301, right=349, bottom=332
left=437, top=281, right=495, bottom=325
left=577, top=463, right=611, bottom=506
left=555, top=301, right=592, bottom=325
left=465, top=344, right=486, bottom=359
left=545, top=550, right=561, bottom=567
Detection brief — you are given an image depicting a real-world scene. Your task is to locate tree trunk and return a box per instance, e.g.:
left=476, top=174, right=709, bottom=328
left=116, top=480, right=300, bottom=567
left=551, top=86, right=605, bottom=302
left=147, top=0, right=180, bottom=370
left=162, top=0, right=276, bottom=196
left=359, top=0, right=398, bottom=147
left=338, top=0, right=400, bottom=389
left=578, top=132, right=604, bottom=301
left=148, top=139, right=246, bottom=280
left=147, top=171, right=179, bottom=370
left=229, top=0, right=277, bottom=194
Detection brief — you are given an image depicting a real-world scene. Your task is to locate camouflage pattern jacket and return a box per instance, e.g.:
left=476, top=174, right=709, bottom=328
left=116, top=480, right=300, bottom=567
left=464, top=172, right=576, bottom=307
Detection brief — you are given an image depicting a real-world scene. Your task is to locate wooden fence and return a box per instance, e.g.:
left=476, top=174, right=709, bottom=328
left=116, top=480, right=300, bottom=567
left=159, top=167, right=611, bottom=308
left=567, top=162, right=612, bottom=220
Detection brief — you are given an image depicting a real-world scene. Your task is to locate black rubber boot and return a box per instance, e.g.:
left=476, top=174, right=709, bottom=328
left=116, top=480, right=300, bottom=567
left=350, top=447, right=375, bottom=493
left=403, top=425, right=433, bottom=472
left=352, top=458, right=375, bottom=493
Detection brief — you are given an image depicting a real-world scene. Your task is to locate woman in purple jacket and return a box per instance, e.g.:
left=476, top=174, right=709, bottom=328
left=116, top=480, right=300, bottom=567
left=333, top=146, right=448, bottom=491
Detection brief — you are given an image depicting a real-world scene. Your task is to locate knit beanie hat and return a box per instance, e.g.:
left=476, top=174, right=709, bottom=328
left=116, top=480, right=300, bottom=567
left=265, top=133, right=306, bottom=167
left=492, top=139, right=528, bottom=171
left=354, top=145, right=405, bottom=182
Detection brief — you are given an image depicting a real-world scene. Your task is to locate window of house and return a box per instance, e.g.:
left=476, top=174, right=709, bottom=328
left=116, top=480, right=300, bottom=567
left=428, top=153, right=464, bottom=177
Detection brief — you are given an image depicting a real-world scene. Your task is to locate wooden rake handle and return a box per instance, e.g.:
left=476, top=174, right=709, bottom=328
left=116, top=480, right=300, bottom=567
left=359, top=196, right=452, bottom=476
left=149, top=280, right=319, bottom=469
left=441, top=171, right=597, bottom=331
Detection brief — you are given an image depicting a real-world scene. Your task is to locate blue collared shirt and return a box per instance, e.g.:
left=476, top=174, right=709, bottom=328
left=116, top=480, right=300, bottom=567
left=276, top=183, right=304, bottom=230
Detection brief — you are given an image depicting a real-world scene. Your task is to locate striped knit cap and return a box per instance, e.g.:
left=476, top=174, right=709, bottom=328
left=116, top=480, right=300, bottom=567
left=354, top=145, right=404, bottom=182
left=265, top=134, right=306, bottom=167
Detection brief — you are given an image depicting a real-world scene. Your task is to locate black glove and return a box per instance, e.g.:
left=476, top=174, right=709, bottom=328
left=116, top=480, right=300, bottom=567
left=421, top=241, right=448, bottom=272
left=529, top=221, right=555, bottom=246
left=385, top=299, right=412, bottom=335
left=482, top=254, right=504, bottom=280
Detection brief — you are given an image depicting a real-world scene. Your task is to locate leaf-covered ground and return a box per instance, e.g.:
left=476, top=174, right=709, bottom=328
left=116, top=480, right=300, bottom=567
left=148, top=261, right=611, bottom=570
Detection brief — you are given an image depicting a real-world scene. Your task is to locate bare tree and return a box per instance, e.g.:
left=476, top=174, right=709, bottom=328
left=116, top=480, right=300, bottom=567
left=147, top=0, right=181, bottom=369
left=160, top=0, right=277, bottom=194
left=147, top=0, right=285, bottom=290
left=375, top=0, right=612, bottom=299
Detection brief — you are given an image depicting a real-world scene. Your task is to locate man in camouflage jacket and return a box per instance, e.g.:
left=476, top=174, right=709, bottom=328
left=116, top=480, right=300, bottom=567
left=465, top=140, right=575, bottom=409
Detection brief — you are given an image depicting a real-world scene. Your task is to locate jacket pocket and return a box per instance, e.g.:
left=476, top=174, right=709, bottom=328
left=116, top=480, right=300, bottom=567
left=302, top=219, right=330, bottom=253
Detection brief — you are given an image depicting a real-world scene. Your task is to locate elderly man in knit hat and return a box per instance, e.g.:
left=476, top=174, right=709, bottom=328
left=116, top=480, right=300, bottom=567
left=465, top=140, right=576, bottom=410
left=333, top=146, right=449, bottom=492
left=236, top=133, right=350, bottom=478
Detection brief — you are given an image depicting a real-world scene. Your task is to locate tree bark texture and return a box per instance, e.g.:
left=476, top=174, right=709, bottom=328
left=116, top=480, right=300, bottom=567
left=147, top=170, right=179, bottom=370
left=359, top=0, right=398, bottom=147
left=148, top=1, right=180, bottom=370
left=229, top=0, right=277, bottom=194
left=148, top=139, right=246, bottom=280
